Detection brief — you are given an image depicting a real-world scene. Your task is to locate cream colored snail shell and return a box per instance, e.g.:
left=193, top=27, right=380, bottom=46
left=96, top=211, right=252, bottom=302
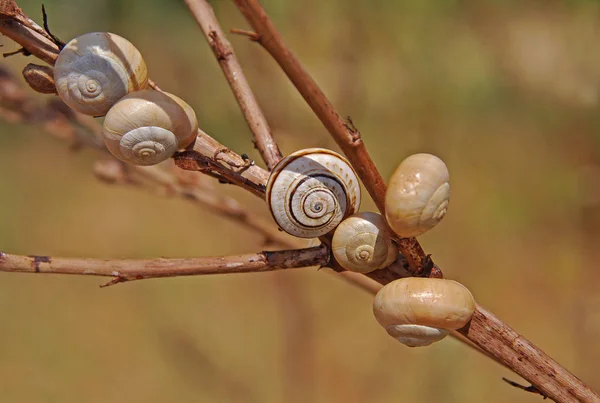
left=54, top=32, right=148, bottom=116
left=102, top=89, right=198, bottom=166
left=385, top=153, right=450, bottom=238
left=373, top=277, right=475, bottom=347
left=332, top=212, right=398, bottom=273
left=266, top=148, right=361, bottom=238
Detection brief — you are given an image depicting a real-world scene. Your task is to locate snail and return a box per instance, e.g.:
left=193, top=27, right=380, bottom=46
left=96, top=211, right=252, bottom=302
left=102, top=89, right=198, bottom=166
left=22, top=64, right=57, bottom=94
left=54, top=32, right=148, bottom=116
left=373, top=277, right=475, bottom=347
left=385, top=153, right=450, bottom=238
left=332, top=212, right=397, bottom=273
left=266, top=148, right=361, bottom=238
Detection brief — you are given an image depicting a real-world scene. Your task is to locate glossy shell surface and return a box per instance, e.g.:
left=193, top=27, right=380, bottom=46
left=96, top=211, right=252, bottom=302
left=385, top=324, right=449, bottom=347
left=373, top=277, right=475, bottom=331
left=266, top=148, right=361, bottom=238
left=54, top=32, right=148, bottom=116
left=385, top=153, right=450, bottom=237
left=332, top=212, right=397, bottom=273
left=102, top=89, right=198, bottom=166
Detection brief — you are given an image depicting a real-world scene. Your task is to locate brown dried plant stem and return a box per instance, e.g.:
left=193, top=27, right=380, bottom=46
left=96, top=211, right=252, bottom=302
left=230, top=1, right=599, bottom=402
left=184, top=0, right=282, bottom=170
left=0, top=246, right=329, bottom=284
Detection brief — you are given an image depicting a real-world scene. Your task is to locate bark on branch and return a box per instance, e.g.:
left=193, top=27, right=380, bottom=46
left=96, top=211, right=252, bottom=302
left=0, top=245, right=329, bottom=285
left=184, top=0, right=283, bottom=170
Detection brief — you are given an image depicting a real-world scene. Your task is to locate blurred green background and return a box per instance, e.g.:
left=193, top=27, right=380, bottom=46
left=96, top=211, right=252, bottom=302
left=1, top=0, right=600, bottom=401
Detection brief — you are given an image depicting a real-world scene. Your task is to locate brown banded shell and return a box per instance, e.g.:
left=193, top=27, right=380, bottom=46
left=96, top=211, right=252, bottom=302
left=332, top=212, right=397, bottom=273
left=54, top=32, right=148, bottom=116
left=22, top=64, right=57, bottom=94
left=385, top=153, right=450, bottom=238
left=373, top=277, right=475, bottom=347
left=102, top=89, right=198, bottom=166
left=266, top=148, right=361, bottom=238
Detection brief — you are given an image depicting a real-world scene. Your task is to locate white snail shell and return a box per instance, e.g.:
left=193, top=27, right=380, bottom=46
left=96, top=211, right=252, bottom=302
left=332, top=212, right=398, bottom=273
left=373, top=277, right=475, bottom=347
left=102, top=89, right=198, bottom=166
left=54, top=32, right=148, bottom=116
left=385, top=153, right=450, bottom=238
left=266, top=148, right=361, bottom=238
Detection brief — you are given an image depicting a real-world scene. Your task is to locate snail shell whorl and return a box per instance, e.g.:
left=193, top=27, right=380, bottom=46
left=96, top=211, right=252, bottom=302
left=385, top=153, right=450, bottom=238
left=332, top=212, right=398, bottom=273
left=385, top=324, right=449, bottom=347
left=102, top=89, right=198, bottom=166
left=54, top=32, right=148, bottom=116
left=373, top=278, right=475, bottom=347
left=266, top=148, right=361, bottom=238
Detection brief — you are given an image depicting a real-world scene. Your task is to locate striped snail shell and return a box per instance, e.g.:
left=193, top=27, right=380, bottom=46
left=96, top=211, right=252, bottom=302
left=266, top=148, right=361, bottom=238
left=54, top=32, right=148, bottom=116
left=373, top=277, right=475, bottom=347
left=332, top=212, right=398, bottom=273
left=385, top=153, right=450, bottom=238
left=102, top=89, right=198, bottom=166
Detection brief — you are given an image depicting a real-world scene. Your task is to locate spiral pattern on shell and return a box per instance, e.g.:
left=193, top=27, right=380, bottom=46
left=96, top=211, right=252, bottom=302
left=54, top=32, right=148, bottom=116
left=373, top=277, right=475, bottom=347
left=102, top=89, right=198, bottom=166
left=332, top=212, right=398, bottom=273
left=385, top=153, right=450, bottom=238
left=266, top=148, right=361, bottom=238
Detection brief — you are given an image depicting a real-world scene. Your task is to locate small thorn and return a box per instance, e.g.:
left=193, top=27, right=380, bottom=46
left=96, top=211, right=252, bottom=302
left=230, top=28, right=260, bottom=41
left=502, top=378, right=548, bottom=399
left=41, top=4, right=66, bottom=50
left=100, top=276, right=127, bottom=288
left=3, top=47, right=31, bottom=58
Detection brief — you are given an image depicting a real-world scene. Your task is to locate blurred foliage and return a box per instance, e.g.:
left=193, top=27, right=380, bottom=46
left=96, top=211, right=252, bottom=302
left=1, top=0, right=600, bottom=401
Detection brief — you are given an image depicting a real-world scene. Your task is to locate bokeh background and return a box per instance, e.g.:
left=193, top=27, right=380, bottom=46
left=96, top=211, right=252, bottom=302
left=0, top=0, right=599, bottom=401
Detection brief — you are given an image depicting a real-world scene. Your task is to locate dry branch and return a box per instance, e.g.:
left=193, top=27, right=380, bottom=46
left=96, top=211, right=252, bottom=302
left=0, top=245, right=329, bottom=285
left=184, top=0, right=282, bottom=170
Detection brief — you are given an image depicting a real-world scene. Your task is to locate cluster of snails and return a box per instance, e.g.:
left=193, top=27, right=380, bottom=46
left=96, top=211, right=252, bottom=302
left=266, top=148, right=475, bottom=346
left=47, top=31, right=475, bottom=348
left=52, top=32, right=198, bottom=166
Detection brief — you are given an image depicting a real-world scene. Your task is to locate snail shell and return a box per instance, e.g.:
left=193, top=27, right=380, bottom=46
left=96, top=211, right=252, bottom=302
left=266, top=148, right=361, bottom=238
left=385, top=153, right=450, bottom=237
left=102, top=89, right=198, bottom=166
left=22, top=64, right=57, bottom=94
left=54, top=32, right=148, bottom=116
left=332, top=212, right=398, bottom=273
left=373, top=277, right=475, bottom=347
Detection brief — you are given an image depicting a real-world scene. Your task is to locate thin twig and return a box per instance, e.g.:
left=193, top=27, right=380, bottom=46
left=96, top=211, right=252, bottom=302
left=502, top=378, right=548, bottom=399
left=40, top=4, right=64, bottom=49
left=184, top=0, right=282, bottom=170
left=0, top=245, right=329, bottom=286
